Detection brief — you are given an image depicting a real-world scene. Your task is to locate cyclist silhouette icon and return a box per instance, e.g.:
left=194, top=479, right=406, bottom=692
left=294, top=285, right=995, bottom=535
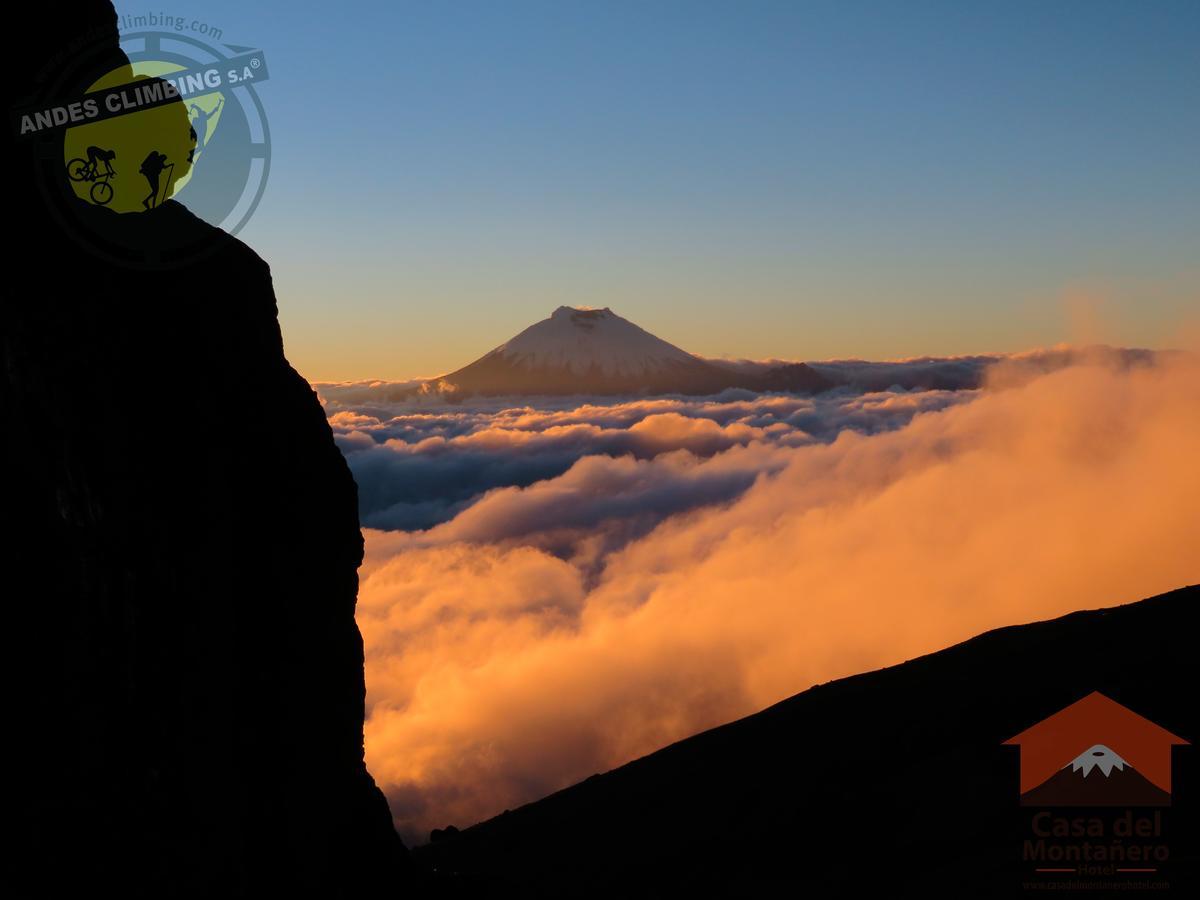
left=66, top=146, right=118, bottom=205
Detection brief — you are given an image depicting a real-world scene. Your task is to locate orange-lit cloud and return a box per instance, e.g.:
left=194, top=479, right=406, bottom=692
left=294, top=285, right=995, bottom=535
left=351, top=350, right=1200, bottom=843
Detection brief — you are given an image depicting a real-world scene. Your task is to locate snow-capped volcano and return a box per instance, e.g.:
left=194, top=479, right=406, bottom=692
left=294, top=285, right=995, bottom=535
left=433, top=306, right=831, bottom=398
left=499, top=306, right=698, bottom=377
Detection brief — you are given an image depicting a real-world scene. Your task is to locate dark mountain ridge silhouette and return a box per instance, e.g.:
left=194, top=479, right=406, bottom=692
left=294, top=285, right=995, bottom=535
left=419, top=585, right=1198, bottom=897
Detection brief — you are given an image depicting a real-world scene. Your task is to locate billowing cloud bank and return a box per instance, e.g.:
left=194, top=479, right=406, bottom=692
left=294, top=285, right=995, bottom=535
left=328, top=388, right=973, bottom=531
left=341, top=350, right=1200, bottom=843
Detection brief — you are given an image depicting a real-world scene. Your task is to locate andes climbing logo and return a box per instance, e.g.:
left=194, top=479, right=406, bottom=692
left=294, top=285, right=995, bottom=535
left=14, top=20, right=270, bottom=267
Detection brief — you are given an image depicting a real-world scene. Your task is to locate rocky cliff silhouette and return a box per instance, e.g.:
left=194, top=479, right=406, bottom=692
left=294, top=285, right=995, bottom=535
left=5, top=2, right=412, bottom=896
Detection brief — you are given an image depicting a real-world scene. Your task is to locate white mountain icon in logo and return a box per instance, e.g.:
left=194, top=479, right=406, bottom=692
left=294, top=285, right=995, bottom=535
left=1067, top=744, right=1128, bottom=778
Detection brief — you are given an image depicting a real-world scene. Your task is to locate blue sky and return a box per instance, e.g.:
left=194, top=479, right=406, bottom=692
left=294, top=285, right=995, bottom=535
left=115, top=0, right=1199, bottom=380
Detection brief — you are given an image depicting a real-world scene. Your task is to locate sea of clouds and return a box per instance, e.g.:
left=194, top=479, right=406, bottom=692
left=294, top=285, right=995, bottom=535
left=316, top=347, right=1200, bottom=843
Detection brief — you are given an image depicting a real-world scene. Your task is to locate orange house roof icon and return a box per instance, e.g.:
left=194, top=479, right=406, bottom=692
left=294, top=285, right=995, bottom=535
left=1004, top=691, right=1188, bottom=806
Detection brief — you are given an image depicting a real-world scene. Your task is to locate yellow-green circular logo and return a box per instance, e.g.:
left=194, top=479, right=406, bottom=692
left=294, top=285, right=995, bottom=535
left=64, top=63, right=197, bottom=212
left=16, top=23, right=271, bottom=267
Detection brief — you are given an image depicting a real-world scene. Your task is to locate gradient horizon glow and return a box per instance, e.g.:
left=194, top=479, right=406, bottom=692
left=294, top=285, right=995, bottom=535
left=114, top=0, right=1198, bottom=380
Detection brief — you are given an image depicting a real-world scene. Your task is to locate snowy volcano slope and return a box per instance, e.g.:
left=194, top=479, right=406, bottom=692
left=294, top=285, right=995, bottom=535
left=436, top=307, right=830, bottom=397
left=501, top=307, right=697, bottom=376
